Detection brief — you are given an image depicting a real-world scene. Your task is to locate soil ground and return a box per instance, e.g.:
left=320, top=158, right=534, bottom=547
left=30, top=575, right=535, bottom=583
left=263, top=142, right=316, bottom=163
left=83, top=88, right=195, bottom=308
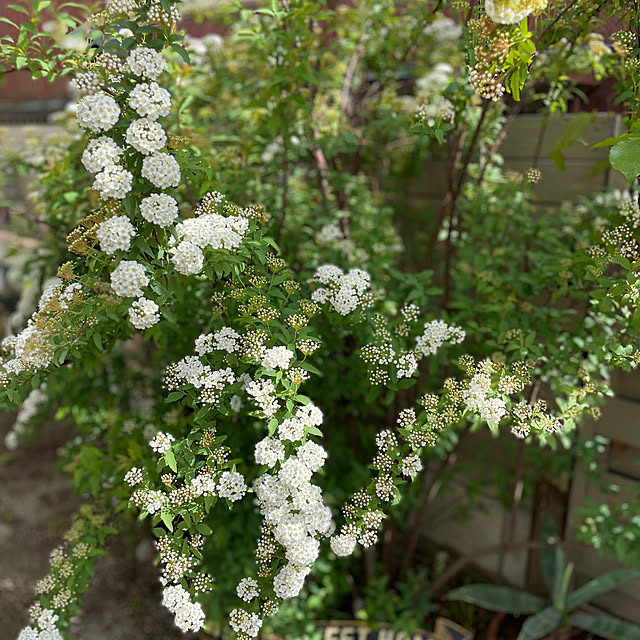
left=0, top=415, right=193, bottom=640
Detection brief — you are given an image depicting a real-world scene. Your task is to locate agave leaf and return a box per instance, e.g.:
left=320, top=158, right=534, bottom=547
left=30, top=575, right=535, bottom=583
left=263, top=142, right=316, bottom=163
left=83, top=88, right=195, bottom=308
left=569, top=613, right=640, bottom=640
left=517, top=607, right=563, bottom=640
left=567, top=568, right=640, bottom=610
left=446, top=584, right=546, bottom=614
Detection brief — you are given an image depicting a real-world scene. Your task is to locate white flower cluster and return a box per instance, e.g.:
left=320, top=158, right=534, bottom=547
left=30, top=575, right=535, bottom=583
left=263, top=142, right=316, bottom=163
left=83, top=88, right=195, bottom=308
left=330, top=532, right=357, bottom=557
left=217, top=470, right=247, bottom=502
left=312, top=264, right=372, bottom=315
left=415, top=319, right=465, bottom=356
left=128, top=296, right=160, bottom=329
left=246, top=378, right=280, bottom=417
left=17, top=609, right=63, bottom=640
left=161, top=584, right=206, bottom=633
left=236, top=577, right=260, bottom=602
left=76, top=92, right=120, bottom=132
left=171, top=355, right=236, bottom=404
left=254, top=450, right=332, bottom=599
left=261, top=346, right=294, bottom=371
left=169, top=240, right=204, bottom=275
left=190, top=472, right=216, bottom=496
left=110, top=260, right=149, bottom=297
left=139, top=193, right=179, bottom=227
left=396, top=352, right=419, bottom=379
left=126, top=46, right=168, bottom=79
left=4, top=385, right=47, bottom=450
left=174, top=211, right=249, bottom=251
left=485, top=0, right=543, bottom=24
left=195, top=326, right=240, bottom=355
left=124, top=466, right=143, bottom=486
left=125, top=117, right=167, bottom=154
left=463, top=372, right=508, bottom=424
left=277, top=404, right=323, bottom=444
left=141, top=151, right=181, bottom=188
left=81, top=136, right=123, bottom=173
left=128, top=81, right=171, bottom=119
left=93, top=164, right=134, bottom=200
left=149, top=431, right=175, bottom=454
left=254, top=436, right=285, bottom=467
left=96, top=215, right=136, bottom=254
left=229, top=608, right=263, bottom=638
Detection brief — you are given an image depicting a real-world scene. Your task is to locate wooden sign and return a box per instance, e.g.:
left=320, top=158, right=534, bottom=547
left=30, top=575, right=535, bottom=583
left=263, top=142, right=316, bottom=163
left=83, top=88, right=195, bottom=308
left=318, top=618, right=473, bottom=640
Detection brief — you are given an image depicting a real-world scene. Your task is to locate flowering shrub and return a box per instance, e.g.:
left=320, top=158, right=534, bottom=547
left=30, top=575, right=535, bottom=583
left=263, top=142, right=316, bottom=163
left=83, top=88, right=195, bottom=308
left=1, top=0, right=640, bottom=638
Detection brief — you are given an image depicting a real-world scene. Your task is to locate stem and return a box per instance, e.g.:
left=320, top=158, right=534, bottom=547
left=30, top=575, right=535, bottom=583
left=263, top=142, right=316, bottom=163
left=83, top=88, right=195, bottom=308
left=398, top=449, right=458, bottom=581
left=276, top=136, right=289, bottom=244
left=534, top=0, right=581, bottom=45
left=497, top=381, right=540, bottom=574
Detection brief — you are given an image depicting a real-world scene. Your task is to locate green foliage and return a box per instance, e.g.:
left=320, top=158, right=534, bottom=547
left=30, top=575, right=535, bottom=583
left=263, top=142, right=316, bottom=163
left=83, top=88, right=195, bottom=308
left=1, top=0, right=640, bottom=638
left=447, top=524, right=640, bottom=640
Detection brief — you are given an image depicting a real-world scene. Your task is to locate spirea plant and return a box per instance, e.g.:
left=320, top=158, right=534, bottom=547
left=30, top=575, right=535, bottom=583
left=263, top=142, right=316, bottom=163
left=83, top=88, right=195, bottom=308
left=2, top=0, right=640, bottom=638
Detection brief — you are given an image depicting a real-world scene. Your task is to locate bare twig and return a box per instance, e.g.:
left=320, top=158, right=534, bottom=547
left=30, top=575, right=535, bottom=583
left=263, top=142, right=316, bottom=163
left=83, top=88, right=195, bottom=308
left=398, top=449, right=458, bottom=581
left=276, top=139, right=289, bottom=244
left=432, top=539, right=559, bottom=595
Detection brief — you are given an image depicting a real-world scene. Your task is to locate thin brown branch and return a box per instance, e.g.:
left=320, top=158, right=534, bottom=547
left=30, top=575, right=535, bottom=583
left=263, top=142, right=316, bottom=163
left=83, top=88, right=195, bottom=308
left=432, top=539, right=559, bottom=595
left=497, top=380, right=541, bottom=575
left=534, top=0, right=581, bottom=45
left=398, top=449, right=458, bottom=581
left=476, top=102, right=522, bottom=186
left=339, top=42, right=365, bottom=121
left=276, top=140, right=289, bottom=244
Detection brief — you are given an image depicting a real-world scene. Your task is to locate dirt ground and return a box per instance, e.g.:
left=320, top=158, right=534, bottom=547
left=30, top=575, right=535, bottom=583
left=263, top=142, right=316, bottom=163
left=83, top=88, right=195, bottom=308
left=0, top=414, right=195, bottom=640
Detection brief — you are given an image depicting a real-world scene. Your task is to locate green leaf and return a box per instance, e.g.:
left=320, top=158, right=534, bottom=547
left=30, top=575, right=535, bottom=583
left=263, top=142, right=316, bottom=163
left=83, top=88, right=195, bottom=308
left=567, top=569, right=640, bottom=610
left=569, top=613, right=640, bottom=640
left=195, top=523, right=212, bottom=535
left=171, top=43, right=190, bottom=64
left=165, top=391, right=183, bottom=403
left=551, top=113, right=596, bottom=171
left=446, top=584, right=546, bottom=614
left=610, top=137, right=640, bottom=183
left=516, top=607, right=563, bottom=640
left=164, top=449, right=177, bottom=473
left=160, top=511, right=174, bottom=532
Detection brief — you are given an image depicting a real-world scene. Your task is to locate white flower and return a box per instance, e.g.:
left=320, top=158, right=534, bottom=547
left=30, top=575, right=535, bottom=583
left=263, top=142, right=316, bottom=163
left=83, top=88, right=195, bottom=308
left=93, top=165, right=133, bottom=200
left=229, top=608, right=263, bottom=638
left=124, top=466, right=143, bottom=486
left=217, top=471, right=247, bottom=502
left=236, top=577, right=260, bottom=602
left=169, top=240, right=204, bottom=275
left=175, top=213, right=248, bottom=250
left=110, top=260, right=149, bottom=297
left=190, top=473, right=216, bottom=496
left=141, top=151, right=181, bottom=188
left=485, top=0, right=538, bottom=24
left=261, top=346, right=294, bottom=371
left=128, top=81, right=171, bottom=119
left=125, top=118, right=167, bottom=154
left=126, top=46, right=168, bottom=79
left=278, top=417, right=304, bottom=442
left=298, top=441, right=327, bottom=471
left=81, top=136, right=123, bottom=173
left=76, top=92, right=120, bottom=132
left=415, top=319, right=465, bottom=356
left=149, top=431, right=174, bottom=454
left=330, top=533, right=357, bottom=556
left=129, top=297, right=160, bottom=329
left=139, top=193, right=179, bottom=227
left=255, top=437, right=285, bottom=467
left=273, top=563, right=309, bottom=599
left=96, top=215, right=136, bottom=254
